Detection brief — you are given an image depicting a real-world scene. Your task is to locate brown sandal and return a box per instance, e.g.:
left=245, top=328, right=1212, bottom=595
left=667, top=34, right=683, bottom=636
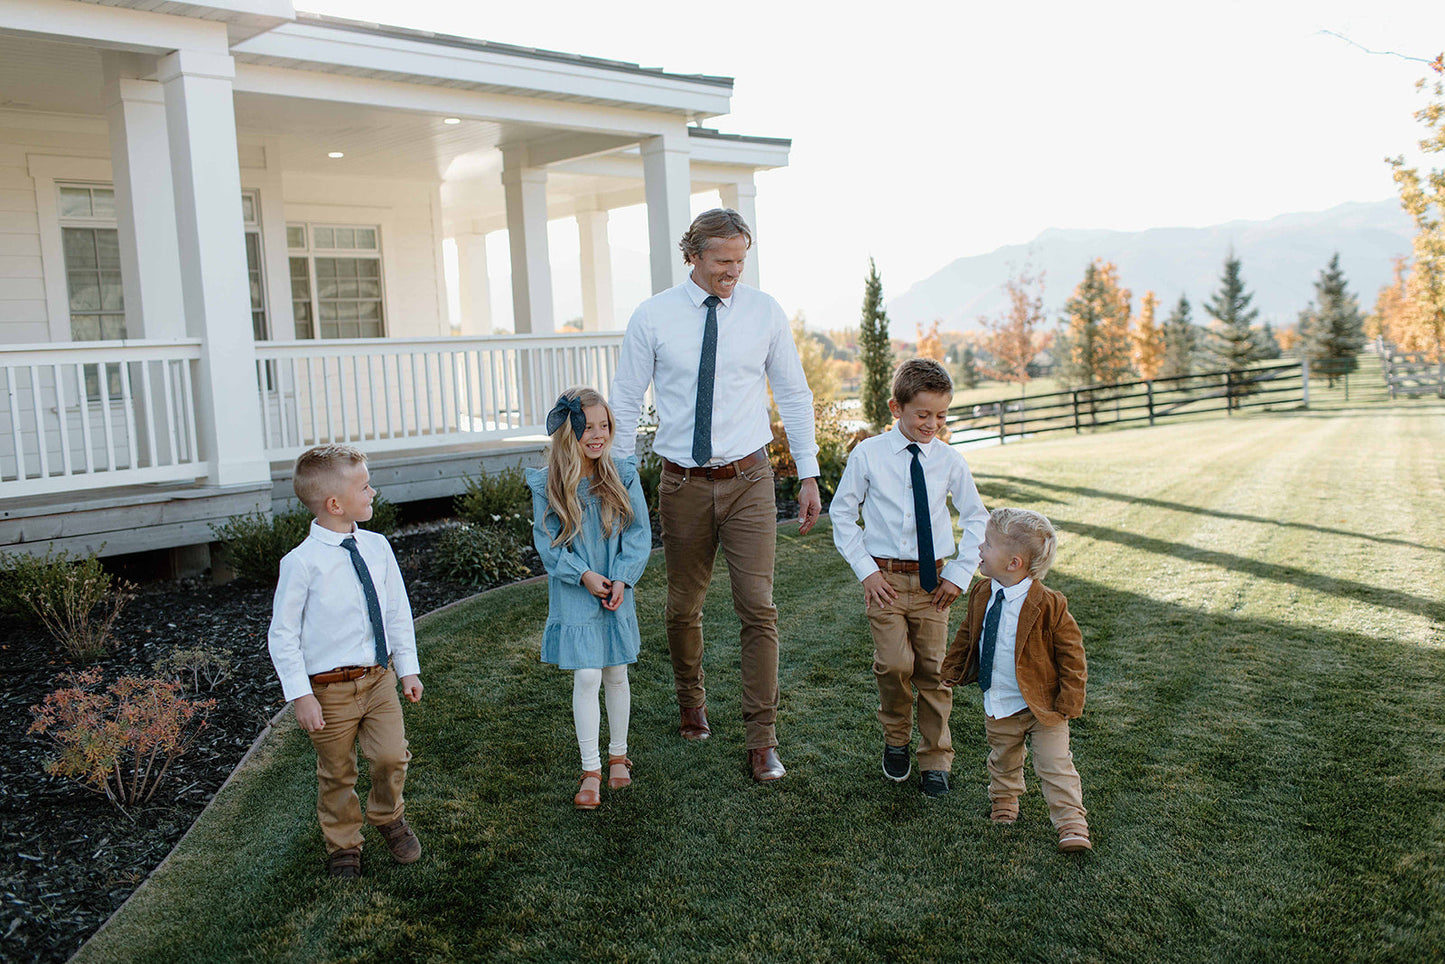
left=607, top=755, right=633, bottom=790
left=574, top=770, right=602, bottom=809
left=327, top=846, right=362, bottom=878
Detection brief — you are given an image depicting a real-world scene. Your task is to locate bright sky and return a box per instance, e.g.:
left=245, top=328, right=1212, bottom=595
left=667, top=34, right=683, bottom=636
left=306, top=0, right=1445, bottom=331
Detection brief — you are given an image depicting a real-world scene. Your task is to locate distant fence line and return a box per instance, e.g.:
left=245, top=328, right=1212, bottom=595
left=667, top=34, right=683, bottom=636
left=945, top=360, right=1311, bottom=447
left=1378, top=341, right=1444, bottom=399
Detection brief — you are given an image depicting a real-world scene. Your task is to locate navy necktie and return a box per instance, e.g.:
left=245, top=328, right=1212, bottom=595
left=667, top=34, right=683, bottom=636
left=693, top=294, right=721, bottom=466
left=341, top=535, right=389, bottom=668
left=978, top=588, right=1006, bottom=693
left=907, top=443, right=937, bottom=591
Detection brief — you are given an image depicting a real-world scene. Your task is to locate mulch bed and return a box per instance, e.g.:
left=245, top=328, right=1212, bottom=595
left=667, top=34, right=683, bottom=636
left=0, top=523, right=535, bottom=964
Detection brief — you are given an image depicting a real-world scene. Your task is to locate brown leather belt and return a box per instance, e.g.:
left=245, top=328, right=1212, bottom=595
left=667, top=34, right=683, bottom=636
left=309, top=664, right=384, bottom=685
left=661, top=448, right=768, bottom=481
left=873, top=557, right=946, bottom=574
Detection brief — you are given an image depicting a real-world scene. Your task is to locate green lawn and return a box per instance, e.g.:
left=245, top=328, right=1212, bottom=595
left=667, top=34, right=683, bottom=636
left=78, top=399, right=1445, bottom=962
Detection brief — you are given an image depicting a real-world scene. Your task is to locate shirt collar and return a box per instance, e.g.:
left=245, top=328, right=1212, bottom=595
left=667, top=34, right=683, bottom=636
left=685, top=275, right=733, bottom=309
left=308, top=519, right=358, bottom=546
left=991, top=576, right=1033, bottom=602
left=888, top=424, right=933, bottom=457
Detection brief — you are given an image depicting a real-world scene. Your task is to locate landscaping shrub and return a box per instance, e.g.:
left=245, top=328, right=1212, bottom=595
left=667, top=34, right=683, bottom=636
left=0, top=550, right=132, bottom=659
left=769, top=400, right=856, bottom=504
left=211, top=506, right=311, bottom=585
left=455, top=463, right=531, bottom=526
left=152, top=645, right=233, bottom=693
left=434, top=523, right=532, bottom=587
left=28, top=667, right=216, bottom=808
left=363, top=492, right=400, bottom=536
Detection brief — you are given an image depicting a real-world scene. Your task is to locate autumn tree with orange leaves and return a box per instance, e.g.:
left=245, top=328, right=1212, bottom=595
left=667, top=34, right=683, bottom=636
left=1132, top=291, right=1165, bottom=380
left=916, top=320, right=944, bottom=362
left=1384, top=52, right=1445, bottom=361
left=979, top=265, right=1051, bottom=393
left=1059, top=259, right=1133, bottom=386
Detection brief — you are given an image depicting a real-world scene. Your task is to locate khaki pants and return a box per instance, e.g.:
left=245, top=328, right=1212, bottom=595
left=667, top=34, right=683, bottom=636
left=983, top=709, right=1087, bottom=832
left=867, top=569, right=954, bottom=771
left=307, top=666, right=411, bottom=853
left=659, top=463, right=779, bottom=750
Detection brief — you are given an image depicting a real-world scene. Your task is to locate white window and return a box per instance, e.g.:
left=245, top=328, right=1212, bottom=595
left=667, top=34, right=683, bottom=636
left=242, top=191, right=269, bottom=340
left=57, top=184, right=125, bottom=341
left=287, top=223, right=385, bottom=339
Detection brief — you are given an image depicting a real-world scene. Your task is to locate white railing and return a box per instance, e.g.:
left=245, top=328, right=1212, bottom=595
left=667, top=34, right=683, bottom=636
left=0, top=340, right=203, bottom=498
left=253, top=333, right=626, bottom=459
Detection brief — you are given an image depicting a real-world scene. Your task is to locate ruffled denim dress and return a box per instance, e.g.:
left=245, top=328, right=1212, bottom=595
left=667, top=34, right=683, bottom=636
left=525, top=457, right=652, bottom=670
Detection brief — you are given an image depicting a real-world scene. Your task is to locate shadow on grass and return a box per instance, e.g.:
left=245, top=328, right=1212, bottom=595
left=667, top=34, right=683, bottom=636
left=76, top=530, right=1445, bottom=963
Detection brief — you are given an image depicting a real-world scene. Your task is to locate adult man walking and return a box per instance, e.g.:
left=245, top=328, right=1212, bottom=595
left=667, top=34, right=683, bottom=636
left=611, top=208, right=820, bottom=782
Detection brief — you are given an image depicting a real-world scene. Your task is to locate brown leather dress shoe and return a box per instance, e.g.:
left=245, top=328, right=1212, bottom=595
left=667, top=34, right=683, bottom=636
left=749, top=746, right=786, bottom=782
left=376, top=816, right=422, bottom=864
left=679, top=704, right=711, bottom=741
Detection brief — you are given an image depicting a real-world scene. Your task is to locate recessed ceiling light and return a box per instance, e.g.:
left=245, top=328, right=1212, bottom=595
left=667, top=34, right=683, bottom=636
left=443, top=117, right=461, bottom=125
left=327, top=151, right=344, bottom=158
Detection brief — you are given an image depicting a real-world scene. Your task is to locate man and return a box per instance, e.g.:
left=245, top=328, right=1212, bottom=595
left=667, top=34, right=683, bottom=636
left=611, top=208, right=820, bottom=782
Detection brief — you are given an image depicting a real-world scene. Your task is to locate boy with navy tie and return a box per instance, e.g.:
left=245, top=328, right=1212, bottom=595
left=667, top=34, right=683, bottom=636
left=268, top=444, right=424, bottom=877
left=829, top=358, right=990, bottom=796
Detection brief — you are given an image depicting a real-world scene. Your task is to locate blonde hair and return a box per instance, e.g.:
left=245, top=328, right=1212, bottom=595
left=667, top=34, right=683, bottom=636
left=293, top=444, right=367, bottom=513
left=544, top=387, right=634, bottom=547
left=989, top=507, right=1058, bottom=581
left=679, top=208, right=752, bottom=265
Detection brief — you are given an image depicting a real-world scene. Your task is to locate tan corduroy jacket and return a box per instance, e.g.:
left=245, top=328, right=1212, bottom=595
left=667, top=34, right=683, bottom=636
left=940, top=577, right=1087, bottom=726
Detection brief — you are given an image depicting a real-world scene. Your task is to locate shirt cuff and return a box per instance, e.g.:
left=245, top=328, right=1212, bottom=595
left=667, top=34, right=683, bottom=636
left=392, top=654, right=421, bottom=679
left=793, top=455, right=821, bottom=480
left=850, top=555, right=882, bottom=582
left=280, top=672, right=315, bottom=704
left=940, top=560, right=974, bottom=589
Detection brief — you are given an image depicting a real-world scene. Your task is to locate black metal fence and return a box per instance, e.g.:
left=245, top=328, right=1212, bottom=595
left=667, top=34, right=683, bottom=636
left=946, top=360, right=1310, bottom=446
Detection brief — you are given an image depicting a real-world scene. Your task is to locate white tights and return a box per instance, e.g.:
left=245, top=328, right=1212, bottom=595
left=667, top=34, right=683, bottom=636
left=573, top=665, right=630, bottom=772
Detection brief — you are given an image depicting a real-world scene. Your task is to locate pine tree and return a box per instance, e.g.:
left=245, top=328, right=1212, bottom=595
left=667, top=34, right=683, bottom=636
left=1160, top=295, right=1196, bottom=378
left=1254, top=322, right=1282, bottom=360
left=954, top=343, right=980, bottom=389
left=1204, top=253, right=1261, bottom=370
left=1298, top=253, right=1366, bottom=378
left=1061, top=259, right=1133, bottom=386
left=858, top=258, right=894, bottom=430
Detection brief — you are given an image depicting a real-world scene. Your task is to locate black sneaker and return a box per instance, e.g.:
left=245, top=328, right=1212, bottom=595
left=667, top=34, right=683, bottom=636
left=920, top=770, right=951, bottom=798
left=882, top=743, right=911, bottom=782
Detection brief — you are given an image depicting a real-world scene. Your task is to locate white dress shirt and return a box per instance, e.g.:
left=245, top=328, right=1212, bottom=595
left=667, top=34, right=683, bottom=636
left=610, top=276, right=820, bottom=478
left=829, top=424, right=990, bottom=590
left=268, top=520, right=419, bottom=702
left=982, top=576, right=1033, bottom=719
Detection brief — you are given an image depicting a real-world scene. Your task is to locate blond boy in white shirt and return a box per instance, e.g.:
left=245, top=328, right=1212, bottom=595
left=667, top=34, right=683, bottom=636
left=829, top=359, right=989, bottom=797
left=268, top=444, right=423, bottom=877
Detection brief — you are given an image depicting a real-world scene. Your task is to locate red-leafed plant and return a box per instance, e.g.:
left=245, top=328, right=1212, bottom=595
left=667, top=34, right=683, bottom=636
left=28, top=668, right=217, bottom=808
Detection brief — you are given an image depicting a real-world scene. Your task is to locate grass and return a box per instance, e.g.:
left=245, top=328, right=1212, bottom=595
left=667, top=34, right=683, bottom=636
left=76, top=398, right=1445, bottom=963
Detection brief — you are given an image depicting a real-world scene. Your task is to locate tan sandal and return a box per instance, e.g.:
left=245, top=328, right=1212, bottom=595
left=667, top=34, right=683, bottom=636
left=574, top=770, right=602, bottom=810
left=607, top=755, right=633, bottom=790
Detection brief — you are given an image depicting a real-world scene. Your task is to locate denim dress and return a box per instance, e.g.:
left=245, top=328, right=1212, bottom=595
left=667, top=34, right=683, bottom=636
left=525, top=457, right=652, bottom=670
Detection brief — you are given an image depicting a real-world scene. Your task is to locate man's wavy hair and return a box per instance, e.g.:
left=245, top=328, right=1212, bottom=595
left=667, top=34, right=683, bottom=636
left=679, top=208, right=752, bottom=265
left=989, top=507, right=1058, bottom=581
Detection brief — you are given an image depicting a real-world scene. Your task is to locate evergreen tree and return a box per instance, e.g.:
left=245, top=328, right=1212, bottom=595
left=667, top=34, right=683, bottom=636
left=1204, top=253, right=1262, bottom=369
left=1298, top=253, right=1366, bottom=378
left=1060, top=259, right=1133, bottom=386
left=1254, top=321, right=1282, bottom=360
left=1160, top=294, right=1196, bottom=379
left=858, top=258, right=894, bottom=430
left=955, top=344, right=980, bottom=389
left=1132, top=291, right=1165, bottom=379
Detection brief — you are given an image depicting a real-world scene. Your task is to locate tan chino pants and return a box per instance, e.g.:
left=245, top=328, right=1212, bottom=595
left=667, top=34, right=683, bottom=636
left=983, top=708, right=1087, bottom=832
left=866, top=568, right=954, bottom=771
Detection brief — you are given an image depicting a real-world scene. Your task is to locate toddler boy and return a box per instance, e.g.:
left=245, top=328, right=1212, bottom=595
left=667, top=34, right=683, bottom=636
left=268, top=444, right=424, bottom=877
left=830, top=358, right=990, bottom=797
left=941, top=507, right=1091, bottom=852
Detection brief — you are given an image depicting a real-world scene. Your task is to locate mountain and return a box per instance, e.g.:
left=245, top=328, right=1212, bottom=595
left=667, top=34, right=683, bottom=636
left=885, top=199, right=1415, bottom=333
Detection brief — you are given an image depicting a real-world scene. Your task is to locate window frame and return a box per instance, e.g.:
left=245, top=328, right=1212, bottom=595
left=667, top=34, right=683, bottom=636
left=286, top=221, right=387, bottom=340
left=56, top=182, right=127, bottom=343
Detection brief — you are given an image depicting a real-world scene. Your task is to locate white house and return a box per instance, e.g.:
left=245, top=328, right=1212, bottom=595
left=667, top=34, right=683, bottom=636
left=0, top=0, right=789, bottom=564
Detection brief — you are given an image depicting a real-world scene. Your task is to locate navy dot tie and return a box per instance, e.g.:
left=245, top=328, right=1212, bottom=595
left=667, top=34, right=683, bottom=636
left=341, top=535, right=389, bottom=668
left=907, top=443, right=937, bottom=591
left=978, top=588, right=1006, bottom=693
left=692, top=295, right=721, bottom=466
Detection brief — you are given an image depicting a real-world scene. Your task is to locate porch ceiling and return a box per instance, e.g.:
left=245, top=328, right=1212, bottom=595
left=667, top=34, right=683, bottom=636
left=0, top=35, right=103, bottom=114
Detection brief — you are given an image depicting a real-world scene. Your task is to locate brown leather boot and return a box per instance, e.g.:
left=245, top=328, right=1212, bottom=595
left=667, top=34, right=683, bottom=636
left=679, top=704, right=711, bottom=740
left=749, top=746, right=786, bottom=782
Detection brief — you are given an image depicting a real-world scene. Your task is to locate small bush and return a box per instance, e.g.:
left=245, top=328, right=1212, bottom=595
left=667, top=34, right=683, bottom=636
left=434, top=523, right=532, bottom=588
left=770, top=400, right=855, bottom=504
left=0, top=550, right=131, bottom=659
left=211, top=507, right=311, bottom=585
left=29, top=667, right=216, bottom=808
left=153, top=645, right=233, bottom=692
left=362, top=492, right=400, bottom=536
left=455, top=463, right=532, bottom=526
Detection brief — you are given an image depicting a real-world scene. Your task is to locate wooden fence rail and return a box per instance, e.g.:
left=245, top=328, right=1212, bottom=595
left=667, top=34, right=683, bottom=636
left=1379, top=346, right=1444, bottom=399
left=946, top=360, right=1310, bottom=446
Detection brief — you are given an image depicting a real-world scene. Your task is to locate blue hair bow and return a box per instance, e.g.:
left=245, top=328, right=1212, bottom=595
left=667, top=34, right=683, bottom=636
left=546, top=394, right=586, bottom=440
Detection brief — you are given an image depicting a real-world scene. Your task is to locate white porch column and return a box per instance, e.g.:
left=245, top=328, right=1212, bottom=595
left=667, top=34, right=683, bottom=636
left=454, top=231, right=492, bottom=336
left=501, top=148, right=553, bottom=334
left=720, top=177, right=760, bottom=289
left=158, top=48, right=267, bottom=486
left=102, top=63, right=185, bottom=339
left=641, top=132, right=691, bottom=293
left=576, top=203, right=613, bottom=331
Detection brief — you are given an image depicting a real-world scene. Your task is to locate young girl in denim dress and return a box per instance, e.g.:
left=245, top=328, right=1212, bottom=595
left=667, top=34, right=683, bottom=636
left=526, top=386, right=652, bottom=809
